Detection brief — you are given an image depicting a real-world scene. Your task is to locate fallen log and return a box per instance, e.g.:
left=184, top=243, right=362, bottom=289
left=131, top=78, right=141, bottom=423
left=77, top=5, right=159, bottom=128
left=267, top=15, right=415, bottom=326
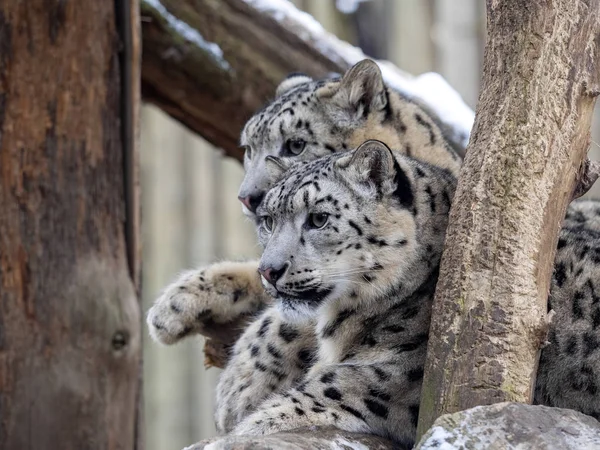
left=140, top=0, right=474, bottom=160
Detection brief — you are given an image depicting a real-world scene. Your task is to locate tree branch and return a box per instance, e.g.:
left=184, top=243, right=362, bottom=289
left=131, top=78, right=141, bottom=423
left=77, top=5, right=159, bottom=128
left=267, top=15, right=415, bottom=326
left=573, top=158, right=600, bottom=200
left=417, top=0, right=600, bottom=438
left=140, top=0, right=473, bottom=160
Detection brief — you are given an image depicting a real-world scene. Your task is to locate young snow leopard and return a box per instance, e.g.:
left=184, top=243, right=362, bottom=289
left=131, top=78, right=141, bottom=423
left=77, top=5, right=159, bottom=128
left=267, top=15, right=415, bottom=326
left=214, top=140, right=456, bottom=447
left=148, top=59, right=463, bottom=347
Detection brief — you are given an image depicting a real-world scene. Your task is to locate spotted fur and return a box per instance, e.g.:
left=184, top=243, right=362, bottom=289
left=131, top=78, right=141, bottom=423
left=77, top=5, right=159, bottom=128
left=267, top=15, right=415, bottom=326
left=534, top=200, right=600, bottom=418
left=147, top=148, right=600, bottom=445
left=147, top=261, right=271, bottom=345
left=238, top=59, right=461, bottom=216
left=212, top=147, right=600, bottom=447
left=146, top=62, right=600, bottom=444
left=216, top=141, right=455, bottom=446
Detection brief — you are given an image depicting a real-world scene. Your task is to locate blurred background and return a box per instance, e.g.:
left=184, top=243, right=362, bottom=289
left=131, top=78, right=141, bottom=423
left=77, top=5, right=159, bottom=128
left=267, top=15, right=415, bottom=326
left=141, top=1, right=600, bottom=448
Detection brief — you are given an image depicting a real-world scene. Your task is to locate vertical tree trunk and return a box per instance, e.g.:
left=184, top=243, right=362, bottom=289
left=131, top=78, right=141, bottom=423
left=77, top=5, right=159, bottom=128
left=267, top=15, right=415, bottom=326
left=0, top=1, right=142, bottom=449
left=417, top=0, right=600, bottom=438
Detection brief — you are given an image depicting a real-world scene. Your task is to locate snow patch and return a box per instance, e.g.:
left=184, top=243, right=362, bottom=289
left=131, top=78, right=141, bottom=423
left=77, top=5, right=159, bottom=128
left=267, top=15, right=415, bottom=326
left=336, top=0, right=371, bottom=14
left=418, top=426, right=460, bottom=450
left=242, top=0, right=473, bottom=148
left=410, top=72, right=475, bottom=148
left=143, top=0, right=232, bottom=71
left=245, top=0, right=326, bottom=38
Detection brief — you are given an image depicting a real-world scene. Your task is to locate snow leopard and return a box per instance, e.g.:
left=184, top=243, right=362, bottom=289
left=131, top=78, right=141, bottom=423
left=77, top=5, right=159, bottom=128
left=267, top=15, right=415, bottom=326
left=237, top=59, right=461, bottom=216
left=216, top=140, right=454, bottom=447
left=148, top=58, right=463, bottom=349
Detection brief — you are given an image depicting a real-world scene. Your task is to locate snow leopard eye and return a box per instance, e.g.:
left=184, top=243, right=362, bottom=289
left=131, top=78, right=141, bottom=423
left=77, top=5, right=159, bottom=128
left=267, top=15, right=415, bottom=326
left=283, top=138, right=306, bottom=156
left=242, top=145, right=252, bottom=160
left=307, top=213, right=329, bottom=229
left=262, top=216, right=274, bottom=232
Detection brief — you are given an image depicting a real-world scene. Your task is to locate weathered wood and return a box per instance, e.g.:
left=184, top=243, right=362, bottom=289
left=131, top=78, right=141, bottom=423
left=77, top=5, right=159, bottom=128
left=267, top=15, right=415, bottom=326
left=417, top=0, right=600, bottom=438
left=122, top=1, right=144, bottom=448
left=139, top=0, right=472, bottom=161
left=0, top=1, right=142, bottom=448
left=573, top=159, right=600, bottom=200
left=140, top=0, right=340, bottom=161
left=202, top=314, right=255, bottom=369
left=121, top=0, right=143, bottom=292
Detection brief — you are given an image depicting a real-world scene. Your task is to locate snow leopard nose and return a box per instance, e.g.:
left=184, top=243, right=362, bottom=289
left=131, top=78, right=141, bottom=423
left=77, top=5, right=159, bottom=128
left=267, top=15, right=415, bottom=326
left=238, top=192, right=265, bottom=213
left=259, top=263, right=289, bottom=286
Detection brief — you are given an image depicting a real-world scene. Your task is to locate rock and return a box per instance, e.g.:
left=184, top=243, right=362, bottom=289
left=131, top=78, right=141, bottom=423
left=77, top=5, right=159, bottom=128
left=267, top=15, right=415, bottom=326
left=183, top=427, right=396, bottom=450
left=415, top=402, right=600, bottom=450
left=184, top=403, right=600, bottom=450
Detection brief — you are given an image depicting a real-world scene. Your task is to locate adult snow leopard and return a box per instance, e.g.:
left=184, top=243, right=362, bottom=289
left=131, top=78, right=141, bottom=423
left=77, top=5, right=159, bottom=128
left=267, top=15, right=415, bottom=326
left=221, top=141, right=455, bottom=447
left=147, top=61, right=600, bottom=443
left=237, top=59, right=461, bottom=215
left=147, top=59, right=600, bottom=361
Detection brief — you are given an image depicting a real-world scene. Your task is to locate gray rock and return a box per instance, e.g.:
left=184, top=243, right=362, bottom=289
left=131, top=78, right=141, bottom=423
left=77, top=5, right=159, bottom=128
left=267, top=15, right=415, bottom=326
left=185, top=403, right=600, bottom=450
left=415, top=402, right=600, bottom=450
left=183, top=427, right=395, bottom=450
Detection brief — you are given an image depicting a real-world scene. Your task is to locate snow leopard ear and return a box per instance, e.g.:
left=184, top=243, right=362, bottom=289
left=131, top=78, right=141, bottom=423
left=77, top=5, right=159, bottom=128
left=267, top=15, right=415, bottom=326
left=326, top=60, right=387, bottom=120
left=276, top=73, right=313, bottom=97
left=265, top=155, right=291, bottom=181
left=336, top=140, right=413, bottom=207
left=337, top=139, right=394, bottom=185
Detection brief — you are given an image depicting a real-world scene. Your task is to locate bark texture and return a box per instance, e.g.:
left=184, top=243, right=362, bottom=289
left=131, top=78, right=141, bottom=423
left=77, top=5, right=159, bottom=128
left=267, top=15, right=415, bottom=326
left=417, top=0, right=600, bottom=438
left=139, top=0, right=470, bottom=161
left=0, top=1, right=142, bottom=448
left=140, top=0, right=343, bottom=161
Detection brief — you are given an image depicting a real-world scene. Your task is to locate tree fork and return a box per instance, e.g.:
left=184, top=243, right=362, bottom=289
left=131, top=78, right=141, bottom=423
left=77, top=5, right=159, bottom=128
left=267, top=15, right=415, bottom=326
left=417, top=0, right=600, bottom=438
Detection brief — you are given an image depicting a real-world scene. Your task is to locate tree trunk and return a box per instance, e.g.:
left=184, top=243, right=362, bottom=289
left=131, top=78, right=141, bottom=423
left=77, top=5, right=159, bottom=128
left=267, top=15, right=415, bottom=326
left=0, top=1, right=142, bottom=449
left=139, top=0, right=473, bottom=161
left=417, top=0, right=600, bottom=438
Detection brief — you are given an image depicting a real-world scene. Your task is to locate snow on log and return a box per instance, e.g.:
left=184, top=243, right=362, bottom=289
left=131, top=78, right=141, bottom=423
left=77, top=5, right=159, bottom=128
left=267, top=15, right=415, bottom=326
left=140, top=0, right=473, bottom=160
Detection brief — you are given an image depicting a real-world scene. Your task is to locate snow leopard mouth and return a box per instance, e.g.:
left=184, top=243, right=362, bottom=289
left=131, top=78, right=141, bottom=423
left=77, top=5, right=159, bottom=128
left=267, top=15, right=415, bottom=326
left=277, top=286, right=334, bottom=306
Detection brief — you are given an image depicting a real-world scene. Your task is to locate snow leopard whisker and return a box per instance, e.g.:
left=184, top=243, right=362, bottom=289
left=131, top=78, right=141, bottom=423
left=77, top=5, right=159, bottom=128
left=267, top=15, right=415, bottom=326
left=319, top=268, right=372, bottom=277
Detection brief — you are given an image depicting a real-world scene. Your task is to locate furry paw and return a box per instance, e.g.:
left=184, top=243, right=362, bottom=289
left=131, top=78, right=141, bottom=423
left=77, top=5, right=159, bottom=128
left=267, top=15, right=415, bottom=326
left=147, top=260, right=267, bottom=345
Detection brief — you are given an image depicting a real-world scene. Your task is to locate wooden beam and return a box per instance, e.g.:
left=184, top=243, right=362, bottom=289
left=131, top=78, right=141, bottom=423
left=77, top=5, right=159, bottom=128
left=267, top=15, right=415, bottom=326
left=0, top=1, right=142, bottom=447
left=139, top=0, right=472, bottom=160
